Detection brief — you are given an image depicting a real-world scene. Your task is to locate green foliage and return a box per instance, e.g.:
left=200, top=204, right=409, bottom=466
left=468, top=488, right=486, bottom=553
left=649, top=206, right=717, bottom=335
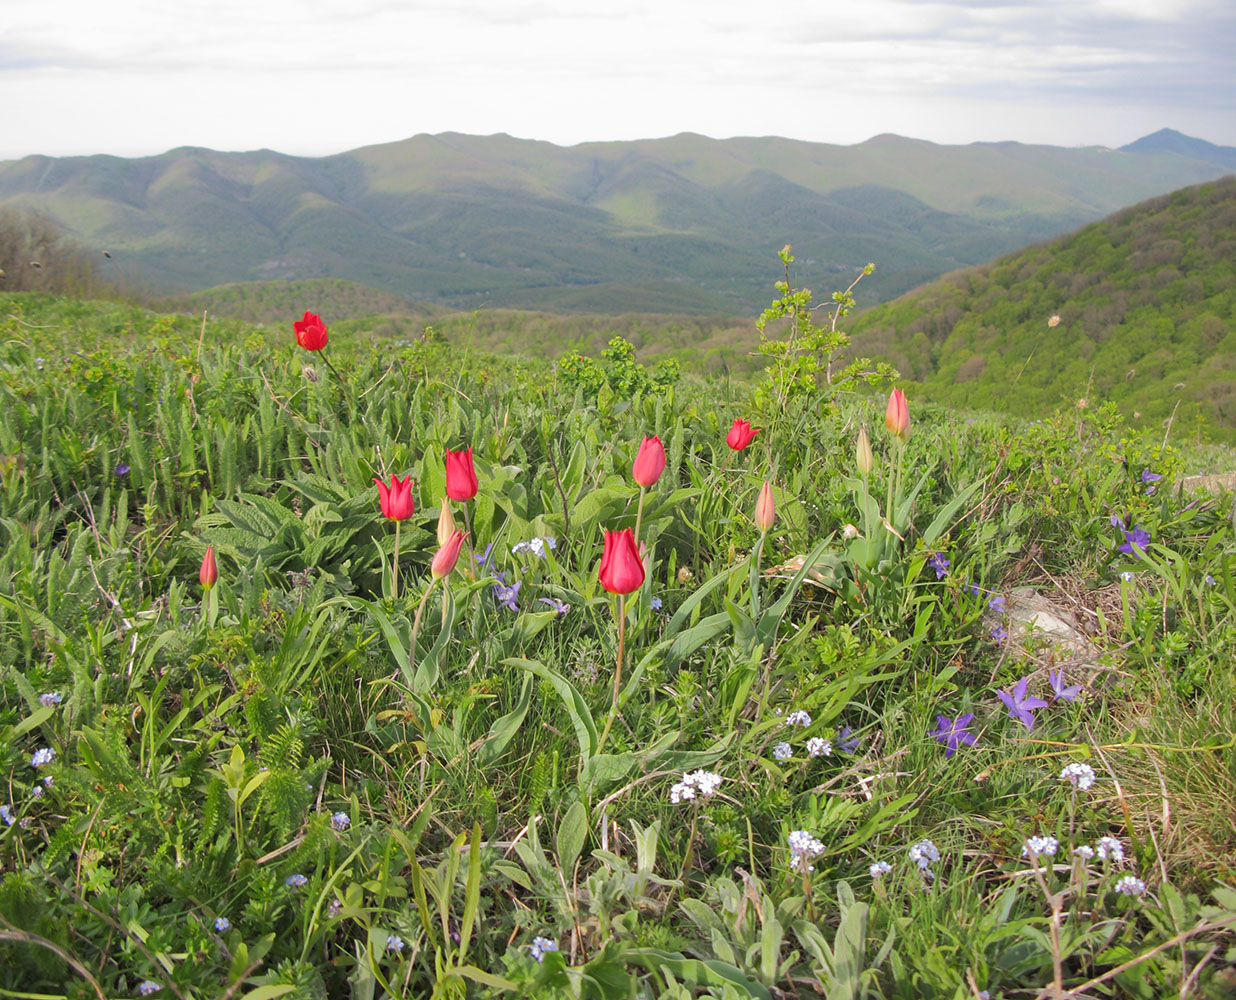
left=0, top=288, right=1232, bottom=998
left=755, top=246, right=897, bottom=411
left=851, top=176, right=1236, bottom=444
left=557, top=336, right=680, bottom=404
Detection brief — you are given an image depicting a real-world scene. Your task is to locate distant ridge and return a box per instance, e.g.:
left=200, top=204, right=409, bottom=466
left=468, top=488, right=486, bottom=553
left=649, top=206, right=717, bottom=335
left=1, top=129, right=1232, bottom=315
left=1119, top=129, right=1236, bottom=171
left=848, top=176, right=1236, bottom=443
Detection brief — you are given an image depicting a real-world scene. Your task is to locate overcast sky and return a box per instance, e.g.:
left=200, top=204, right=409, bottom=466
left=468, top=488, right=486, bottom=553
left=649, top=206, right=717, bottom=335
left=2, top=0, right=1233, bottom=161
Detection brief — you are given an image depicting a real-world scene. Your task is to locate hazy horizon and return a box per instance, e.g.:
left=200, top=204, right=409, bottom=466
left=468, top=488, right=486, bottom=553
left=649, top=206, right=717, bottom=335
left=2, top=0, right=1232, bottom=162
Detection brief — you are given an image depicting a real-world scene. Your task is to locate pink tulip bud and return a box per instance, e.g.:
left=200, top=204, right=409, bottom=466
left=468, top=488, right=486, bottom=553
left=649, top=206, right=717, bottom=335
left=431, top=529, right=467, bottom=579
left=856, top=427, right=874, bottom=476
left=436, top=496, right=456, bottom=548
left=200, top=545, right=218, bottom=590
left=885, top=389, right=910, bottom=443
left=754, top=481, right=775, bottom=532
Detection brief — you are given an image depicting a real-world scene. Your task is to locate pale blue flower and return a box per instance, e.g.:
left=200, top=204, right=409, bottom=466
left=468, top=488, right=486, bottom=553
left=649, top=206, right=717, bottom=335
left=869, top=860, right=891, bottom=878
left=30, top=748, right=55, bottom=768
left=530, top=936, right=559, bottom=962
left=39, top=692, right=62, bottom=708
left=330, top=811, right=350, bottom=831
left=806, top=737, right=832, bottom=757
left=214, top=916, right=231, bottom=932
left=1060, top=762, right=1095, bottom=790
left=386, top=934, right=404, bottom=953
left=1115, top=875, right=1146, bottom=897
left=285, top=873, right=308, bottom=887
left=773, top=742, right=793, bottom=761
left=138, top=982, right=161, bottom=996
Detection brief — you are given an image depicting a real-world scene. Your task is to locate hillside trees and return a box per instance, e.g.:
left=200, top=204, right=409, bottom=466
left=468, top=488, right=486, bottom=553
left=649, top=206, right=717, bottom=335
left=0, top=208, right=102, bottom=296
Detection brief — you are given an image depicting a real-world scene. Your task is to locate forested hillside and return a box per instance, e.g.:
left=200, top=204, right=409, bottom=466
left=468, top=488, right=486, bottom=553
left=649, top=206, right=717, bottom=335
left=849, top=177, right=1236, bottom=442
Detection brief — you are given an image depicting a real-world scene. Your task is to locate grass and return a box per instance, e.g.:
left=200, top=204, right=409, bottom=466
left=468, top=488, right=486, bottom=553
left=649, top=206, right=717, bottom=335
left=0, top=289, right=1233, bottom=998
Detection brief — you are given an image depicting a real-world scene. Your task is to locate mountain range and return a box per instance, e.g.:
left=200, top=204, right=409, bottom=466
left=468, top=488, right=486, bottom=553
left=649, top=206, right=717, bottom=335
left=0, top=129, right=1233, bottom=315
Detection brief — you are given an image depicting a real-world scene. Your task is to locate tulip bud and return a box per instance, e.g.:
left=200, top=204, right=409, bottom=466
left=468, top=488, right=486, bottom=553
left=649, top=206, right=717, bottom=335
left=436, top=496, right=456, bottom=547
left=885, top=389, right=910, bottom=443
left=445, top=447, right=479, bottom=501
left=431, top=529, right=468, bottom=579
left=598, top=528, right=645, bottom=594
left=200, top=545, right=218, bottom=590
left=754, top=481, right=775, bottom=532
left=632, top=436, right=666, bottom=488
left=856, top=427, right=874, bottom=476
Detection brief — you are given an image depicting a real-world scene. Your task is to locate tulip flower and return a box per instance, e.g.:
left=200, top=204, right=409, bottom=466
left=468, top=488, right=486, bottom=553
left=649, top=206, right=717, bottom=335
left=445, top=447, right=478, bottom=501
left=631, top=436, right=666, bottom=488
left=599, top=528, right=645, bottom=595
left=856, top=428, right=874, bottom=477
left=293, top=311, right=329, bottom=351
left=374, top=474, right=415, bottom=521
left=436, top=496, right=456, bottom=547
left=374, top=474, right=414, bottom=600
left=885, top=388, right=910, bottom=443
left=431, top=529, right=468, bottom=579
left=200, top=545, right=218, bottom=590
left=596, top=526, right=647, bottom=755
left=754, top=481, right=776, bottom=533
left=726, top=418, right=761, bottom=451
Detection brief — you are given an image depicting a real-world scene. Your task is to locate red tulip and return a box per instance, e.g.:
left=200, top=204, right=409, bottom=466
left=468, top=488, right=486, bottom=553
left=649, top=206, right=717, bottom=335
left=598, top=528, right=645, bottom=595
left=431, top=529, right=468, bottom=579
left=445, top=447, right=478, bottom=501
left=726, top=418, right=760, bottom=451
left=631, top=436, right=666, bottom=487
left=885, top=388, right=910, bottom=443
left=293, top=311, right=329, bottom=351
left=754, top=481, right=775, bottom=532
left=374, top=474, right=415, bottom=521
left=200, top=545, right=218, bottom=589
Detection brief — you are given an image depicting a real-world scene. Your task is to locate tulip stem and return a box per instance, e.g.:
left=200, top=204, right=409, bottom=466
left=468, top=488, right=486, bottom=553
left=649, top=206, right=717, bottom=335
left=462, top=504, right=476, bottom=579
left=633, top=486, right=647, bottom=545
left=597, top=594, right=626, bottom=755
left=392, top=521, right=401, bottom=602
left=408, top=578, right=436, bottom=676
left=320, top=349, right=345, bottom=384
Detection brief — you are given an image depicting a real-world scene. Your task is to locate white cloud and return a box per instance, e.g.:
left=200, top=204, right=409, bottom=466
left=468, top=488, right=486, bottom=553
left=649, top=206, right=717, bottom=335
left=0, top=0, right=1231, bottom=159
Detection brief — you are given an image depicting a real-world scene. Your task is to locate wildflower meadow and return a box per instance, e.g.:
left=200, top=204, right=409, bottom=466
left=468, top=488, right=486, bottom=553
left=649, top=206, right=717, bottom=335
left=0, top=282, right=1234, bottom=999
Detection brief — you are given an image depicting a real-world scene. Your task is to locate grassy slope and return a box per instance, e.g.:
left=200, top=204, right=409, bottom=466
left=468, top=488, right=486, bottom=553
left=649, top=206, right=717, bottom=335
left=849, top=177, right=1236, bottom=445
left=0, top=132, right=1231, bottom=314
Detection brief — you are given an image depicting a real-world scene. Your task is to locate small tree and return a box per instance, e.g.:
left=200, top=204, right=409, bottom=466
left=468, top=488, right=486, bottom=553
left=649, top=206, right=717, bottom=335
left=754, top=245, right=897, bottom=411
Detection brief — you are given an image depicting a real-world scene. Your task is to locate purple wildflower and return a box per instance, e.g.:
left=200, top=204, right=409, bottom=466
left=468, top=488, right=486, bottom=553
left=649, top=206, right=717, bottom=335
left=987, top=594, right=1006, bottom=611
left=1048, top=670, right=1082, bottom=703
left=929, top=713, right=977, bottom=758
left=114, top=463, right=130, bottom=477
left=928, top=553, right=950, bottom=579
left=492, top=579, right=521, bottom=612
left=1117, top=526, right=1150, bottom=559
left=1110, top=513, right=1124, bottom=528
left=538, top=597, right=570, bottom=618
left=836, top=726, right=860, bottom=753
left=990, top=624, right=1008, bottom=644
left=996, top=677, right=1049, bottom=732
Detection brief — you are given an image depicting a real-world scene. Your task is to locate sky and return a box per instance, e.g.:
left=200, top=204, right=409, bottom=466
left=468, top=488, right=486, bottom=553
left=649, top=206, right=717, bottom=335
left=1, top=0, right=1233, bottom=161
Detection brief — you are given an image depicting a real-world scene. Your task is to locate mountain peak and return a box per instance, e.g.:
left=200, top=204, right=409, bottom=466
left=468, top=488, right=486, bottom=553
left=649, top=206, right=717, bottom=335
left=1119, top=129, right=1236, bottom=170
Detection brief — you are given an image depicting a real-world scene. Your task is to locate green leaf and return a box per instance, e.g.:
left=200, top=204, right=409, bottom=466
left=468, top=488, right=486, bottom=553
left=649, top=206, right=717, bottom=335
left=556, top=800, right=588, bottom=875
left=506, top=657, right=597, bottom=763
left=477, top=674, right=534, bottom=767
